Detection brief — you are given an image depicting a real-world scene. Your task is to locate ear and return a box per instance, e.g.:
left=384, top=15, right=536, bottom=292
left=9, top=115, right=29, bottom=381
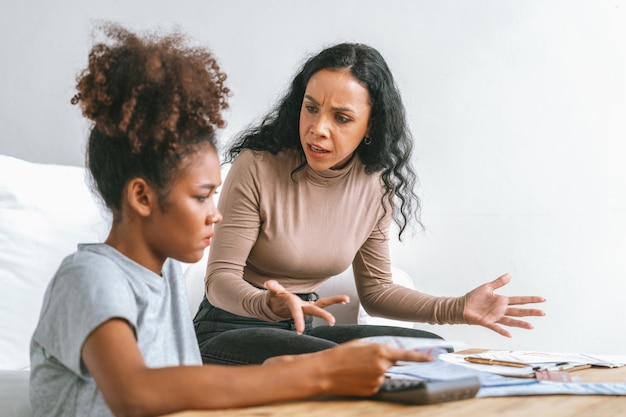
left=125, top=178, right=156, bottom=217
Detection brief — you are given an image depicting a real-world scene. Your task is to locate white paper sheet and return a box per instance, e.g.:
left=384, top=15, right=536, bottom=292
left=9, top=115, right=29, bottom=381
left=469, top=350, right=626, bottom=368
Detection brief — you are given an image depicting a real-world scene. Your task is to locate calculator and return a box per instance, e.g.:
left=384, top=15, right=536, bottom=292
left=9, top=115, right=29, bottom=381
left=372, top=376, right=481, bottom=405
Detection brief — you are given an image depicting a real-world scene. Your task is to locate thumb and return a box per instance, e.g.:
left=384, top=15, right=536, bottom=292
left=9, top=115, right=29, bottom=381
left=489, top=273, right=511, bottom=291
left=264, top=279, right=286, bottom=294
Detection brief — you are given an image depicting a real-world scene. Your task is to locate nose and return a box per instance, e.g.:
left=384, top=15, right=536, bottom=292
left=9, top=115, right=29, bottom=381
left=208, top=209, right=222, bottom=225
left=310, top=114, right=331, bottom=138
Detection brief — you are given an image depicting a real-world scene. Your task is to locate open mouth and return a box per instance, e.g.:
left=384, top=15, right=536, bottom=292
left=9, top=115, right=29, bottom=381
left=309, top=144, right=329, bottom=153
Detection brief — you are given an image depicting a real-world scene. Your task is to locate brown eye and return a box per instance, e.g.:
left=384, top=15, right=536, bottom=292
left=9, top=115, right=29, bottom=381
left=335, top=114, right=351, bottom=123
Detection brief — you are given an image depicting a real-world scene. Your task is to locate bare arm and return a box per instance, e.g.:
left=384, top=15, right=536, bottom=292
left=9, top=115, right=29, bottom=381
left=82, top=319, right=432, bottom=417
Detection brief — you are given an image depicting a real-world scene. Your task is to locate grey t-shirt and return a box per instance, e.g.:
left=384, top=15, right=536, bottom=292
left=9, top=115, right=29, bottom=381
left=30, top=243, right=202, bottom=417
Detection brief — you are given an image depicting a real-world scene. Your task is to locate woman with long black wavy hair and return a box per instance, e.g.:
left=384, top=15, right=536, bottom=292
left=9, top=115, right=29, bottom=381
left=194, top=42, right=546, bottom=365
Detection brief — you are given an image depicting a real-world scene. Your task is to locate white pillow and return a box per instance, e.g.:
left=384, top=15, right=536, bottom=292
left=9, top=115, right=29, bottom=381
left=0, top=155, right=110, bottom=370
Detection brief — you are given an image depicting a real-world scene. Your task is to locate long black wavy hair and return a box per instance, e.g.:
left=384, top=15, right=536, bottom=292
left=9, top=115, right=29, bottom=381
left=227, top=42, right=421, bottom=238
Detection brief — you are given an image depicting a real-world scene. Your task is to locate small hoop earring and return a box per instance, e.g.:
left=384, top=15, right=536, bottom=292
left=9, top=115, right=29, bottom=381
left=363, top=137, right=371, bottom=145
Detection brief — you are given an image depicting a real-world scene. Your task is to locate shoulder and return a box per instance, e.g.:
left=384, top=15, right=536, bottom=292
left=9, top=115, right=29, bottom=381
left=30, top=245, right=144, bottom=383
left=33, top=245, right=142, bottom=346
left=57, top=244, right=125, bottom=281
left=55, top=245, right=115, bottom=284
left=230, top=148, right=301, bottom=180
left=233, top=148, right=300, bottom=167
left=352, top=157, right=386, bottom=192
left=48, top=245, right=137, bottom=307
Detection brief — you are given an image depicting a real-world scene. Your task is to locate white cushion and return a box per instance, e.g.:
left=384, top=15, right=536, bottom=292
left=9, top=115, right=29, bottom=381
left=0, top=155, right=110, bottom=370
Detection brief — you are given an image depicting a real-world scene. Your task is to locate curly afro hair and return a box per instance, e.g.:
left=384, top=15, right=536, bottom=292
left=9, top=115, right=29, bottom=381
left=73, top=22, right=230, bottom=211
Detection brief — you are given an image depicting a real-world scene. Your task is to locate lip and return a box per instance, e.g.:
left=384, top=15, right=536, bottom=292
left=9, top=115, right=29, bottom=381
left=202, top=234, right=214, bottom=247
left=306, top=143, right=330, bottom=159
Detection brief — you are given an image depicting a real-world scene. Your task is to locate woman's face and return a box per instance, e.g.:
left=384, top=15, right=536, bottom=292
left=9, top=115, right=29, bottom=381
left=148, top=146, right=222, bottom=264
left=299, top=68, right=371, bottom=171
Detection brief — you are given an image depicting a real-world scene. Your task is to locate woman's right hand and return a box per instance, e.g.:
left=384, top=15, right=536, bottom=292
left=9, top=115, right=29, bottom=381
left=264, top=279, right=350, bottom=334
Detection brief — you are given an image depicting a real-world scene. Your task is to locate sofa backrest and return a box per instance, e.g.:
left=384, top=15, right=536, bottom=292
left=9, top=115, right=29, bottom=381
left=0, top=155, right=111, bottom=370
left=0, top=155, right=236, bottom=370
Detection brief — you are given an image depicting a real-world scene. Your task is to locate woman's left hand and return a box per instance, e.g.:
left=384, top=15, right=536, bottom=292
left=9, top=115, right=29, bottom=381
left=264, top=279, right=350, bottom=334
left=463, top=273, right=546, bottom=337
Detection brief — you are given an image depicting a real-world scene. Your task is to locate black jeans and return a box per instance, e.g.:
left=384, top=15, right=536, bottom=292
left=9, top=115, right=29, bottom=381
left=193, top=296, right=444, bottom=365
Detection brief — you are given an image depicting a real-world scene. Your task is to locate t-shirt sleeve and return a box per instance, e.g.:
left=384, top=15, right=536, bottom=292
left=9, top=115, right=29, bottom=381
left=33, top=253, right=138, bottom=376
left=205, top=151, right=284, bottom=321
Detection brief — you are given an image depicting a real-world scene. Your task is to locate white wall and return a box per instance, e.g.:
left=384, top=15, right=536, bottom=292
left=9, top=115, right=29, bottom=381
left=1, top=0, right=625, bottom=354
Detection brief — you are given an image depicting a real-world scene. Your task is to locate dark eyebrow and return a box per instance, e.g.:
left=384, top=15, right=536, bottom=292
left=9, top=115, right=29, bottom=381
left=304, top=95, right=355, bottom=114
left=198, top=183, right=218, bottom=191
left=304, top=95, right=320, bottom=106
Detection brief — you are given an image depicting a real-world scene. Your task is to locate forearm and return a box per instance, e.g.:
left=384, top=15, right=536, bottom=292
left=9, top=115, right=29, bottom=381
left=111, top=340, right=427, bottom=416
left=206, top=264, right=284, bottom=321
left=85, top=320, right=322, bottom=417
left=204, top=219, right=278, bottom=320
left=114, top=363, right=323, bottom=416
left=360, top=287, right=467, bottom=325
left=353, top=222, right=466, bottom=325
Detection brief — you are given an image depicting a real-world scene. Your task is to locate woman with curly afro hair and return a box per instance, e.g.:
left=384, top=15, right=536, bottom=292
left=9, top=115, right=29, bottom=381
left=29, top=23, right=432, bottom=417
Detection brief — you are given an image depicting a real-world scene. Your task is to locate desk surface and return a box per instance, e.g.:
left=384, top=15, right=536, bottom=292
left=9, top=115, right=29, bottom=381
left=164, top=352, right=626, bottom=417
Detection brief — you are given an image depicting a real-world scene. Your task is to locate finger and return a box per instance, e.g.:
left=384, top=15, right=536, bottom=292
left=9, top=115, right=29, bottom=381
left=314, top=295, right=350, bottom=308
left=488, top=273, right=511, bottom=291
left=507, top=296, right=546, bottom=306
left=486, top=322, right=512, bottom=338
left=504, top=307, right=546, bottom=317
left=264, top=279, right=287, bottom=295
left=263, top=354, right=298, bottom=365
left=289, top=299, right=307, bottom=334
left=387, top=348, right=434, bottom=364
left=302, top=304, right=337, bottom=326
left=497, top=316, right=535, bottom=330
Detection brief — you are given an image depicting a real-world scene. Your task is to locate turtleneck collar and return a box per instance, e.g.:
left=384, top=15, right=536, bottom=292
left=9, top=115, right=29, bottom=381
left=302, top=153, right=359, bottom=186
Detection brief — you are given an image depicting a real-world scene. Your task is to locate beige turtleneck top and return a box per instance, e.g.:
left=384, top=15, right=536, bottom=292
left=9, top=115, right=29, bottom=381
left=205, top=149, right=466, bottom=324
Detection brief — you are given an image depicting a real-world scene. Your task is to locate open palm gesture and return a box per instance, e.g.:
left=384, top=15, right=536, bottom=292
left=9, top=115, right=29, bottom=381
left=464, top=273, right=545, bottom=337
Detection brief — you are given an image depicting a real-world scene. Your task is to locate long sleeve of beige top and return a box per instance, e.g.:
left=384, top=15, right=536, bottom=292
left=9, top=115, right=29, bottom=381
left=205, top=149, right=466, bottom=324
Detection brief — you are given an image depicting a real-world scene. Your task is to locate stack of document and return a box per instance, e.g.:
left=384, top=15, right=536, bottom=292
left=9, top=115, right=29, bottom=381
left=462, top=350, right=626, bottom=370
left=362, top=336, right=626, bottom=398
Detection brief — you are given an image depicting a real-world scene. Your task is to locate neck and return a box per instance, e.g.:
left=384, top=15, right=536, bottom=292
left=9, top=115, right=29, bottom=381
left=105, top=222, right=164, bottom=275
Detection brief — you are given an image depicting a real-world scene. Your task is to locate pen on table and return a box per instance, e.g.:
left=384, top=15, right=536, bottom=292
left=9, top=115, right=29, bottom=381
left=464, top=356, right=531, bottom=368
